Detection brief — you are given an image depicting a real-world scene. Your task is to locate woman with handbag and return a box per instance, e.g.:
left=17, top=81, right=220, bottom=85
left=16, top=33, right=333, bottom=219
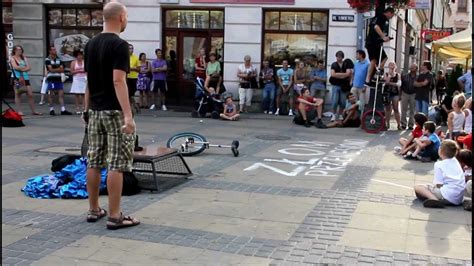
left=9, top=45, right=42, bottom=116
left=237, top=55, right=258, bottom=113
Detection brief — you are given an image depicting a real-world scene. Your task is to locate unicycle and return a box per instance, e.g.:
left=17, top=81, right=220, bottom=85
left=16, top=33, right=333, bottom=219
left=166, top=132, right=240, bottom=157
left=362, top=44, right=389, bottom=134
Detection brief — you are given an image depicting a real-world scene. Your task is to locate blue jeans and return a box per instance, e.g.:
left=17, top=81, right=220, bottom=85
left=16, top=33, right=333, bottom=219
left=262, top=82, right=276, bottom=112
left=416, top=99, right=429, bottom=116
left=331, top=85, right=347, bottom=112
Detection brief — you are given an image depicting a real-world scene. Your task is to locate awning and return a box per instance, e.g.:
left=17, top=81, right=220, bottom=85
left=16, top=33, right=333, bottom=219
left=432, top=28, right=472, bottom=52
left=438, top=46, right=471, bottom=59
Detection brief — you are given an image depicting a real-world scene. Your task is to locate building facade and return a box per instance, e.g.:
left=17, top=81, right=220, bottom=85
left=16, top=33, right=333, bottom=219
left=4, top=0, right=433, bottom=106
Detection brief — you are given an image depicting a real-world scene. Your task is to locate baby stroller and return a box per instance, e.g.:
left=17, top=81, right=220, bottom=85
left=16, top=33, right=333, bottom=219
left=191, top=77, right=224, bottom=119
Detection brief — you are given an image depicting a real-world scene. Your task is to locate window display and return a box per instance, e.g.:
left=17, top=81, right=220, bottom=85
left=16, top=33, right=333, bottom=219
left=263, top=10, right=328, bottom=66
left=46, top=6, right=102, bottom=63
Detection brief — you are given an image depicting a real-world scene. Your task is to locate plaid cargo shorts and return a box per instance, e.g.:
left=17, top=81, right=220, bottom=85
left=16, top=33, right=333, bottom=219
left=87, top=110, right=135, bottom=172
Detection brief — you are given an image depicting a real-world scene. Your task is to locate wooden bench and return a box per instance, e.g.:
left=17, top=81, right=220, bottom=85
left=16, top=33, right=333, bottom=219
left=132, top=146, right=192, bottom=191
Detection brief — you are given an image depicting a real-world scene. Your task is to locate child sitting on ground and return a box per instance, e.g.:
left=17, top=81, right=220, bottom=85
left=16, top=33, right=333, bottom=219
left=414, top=139, right=465, bottom=208
left=293, top=87, right=326, bottom=128
left=447, top=93, right=466, bottom=140
left=326, top=93, right=361, bottom=128
left=404, top=121, right=441, bottom=162
left=220, top=94, right=240, bottom=121
left=397, top=113, right=427, bottom=155
left=456, top=149, right=472, bottom=211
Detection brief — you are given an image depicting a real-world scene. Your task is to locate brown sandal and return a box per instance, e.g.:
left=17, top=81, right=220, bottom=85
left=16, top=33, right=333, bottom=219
left=106, top=213, right=140, bottom=230
left=86, top=208, right=107, bottom=223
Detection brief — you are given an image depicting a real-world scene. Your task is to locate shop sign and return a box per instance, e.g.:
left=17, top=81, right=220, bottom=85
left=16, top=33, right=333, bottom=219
left=407, top=0, right=431, bottom=9
left=421, top=29, right=451, bottom=43
left=332, top=15, right=354, bottom=22
left=190, top=0, right=294, bottom=4
left=6, top=32, right=14, bottom=56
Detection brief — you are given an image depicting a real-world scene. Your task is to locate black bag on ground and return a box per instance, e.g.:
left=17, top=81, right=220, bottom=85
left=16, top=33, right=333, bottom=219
left=122, top=172, right=141, bottom=196
left=51, top=155, right=82, bottom=172
left=100, top=172, right=141, bottom=196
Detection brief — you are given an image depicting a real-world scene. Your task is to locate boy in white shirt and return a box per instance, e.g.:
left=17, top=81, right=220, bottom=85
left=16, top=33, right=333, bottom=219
left=414, top=139, right=465, bottom=208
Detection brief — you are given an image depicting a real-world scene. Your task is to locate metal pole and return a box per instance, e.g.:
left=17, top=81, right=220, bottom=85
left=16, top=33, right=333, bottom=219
left=356, top=13, right=364, bottom=50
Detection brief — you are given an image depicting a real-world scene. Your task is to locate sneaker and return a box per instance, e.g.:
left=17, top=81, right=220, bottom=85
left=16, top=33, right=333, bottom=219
left=338, top=114, right=344, bottom=121
left=394, top=146, right=401, bottom=153
left=61, top=110, right=72, bottom=115
left=38, top=101, right=45, bottom=105
left=330, top=114, right=336, bottom=122
left=275, top=108, right=279, bottom=116
left=161, top=105, right=167, bottom=111
left=288, top=109, right=293, bottom=116
left=315, top=120, right=327, bottom=129
left=49, top=110, right=56, bottom=116
left=323, top=112, right=333, bottom=118
left=263, top=110, right=268, bottom=114
left=304, top=121, right=311, bottom=128
left=423, top=199, right=445, bottom=208
left=149, top=104, right=156, bottom=110
left=268, top=111, right=273, bottom=115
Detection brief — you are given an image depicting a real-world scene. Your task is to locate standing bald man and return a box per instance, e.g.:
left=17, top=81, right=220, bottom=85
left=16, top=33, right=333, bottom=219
left=83, top=1, right=140, bottom=230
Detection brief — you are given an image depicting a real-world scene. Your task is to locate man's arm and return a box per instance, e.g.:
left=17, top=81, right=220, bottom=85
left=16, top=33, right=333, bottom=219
left=457, top=75, right=466, bottom=90
left=374, top=24, right=390, bottom=42
left=414, top=78, right=429, bottom=87
left=113, top=70, right=134, bottom=133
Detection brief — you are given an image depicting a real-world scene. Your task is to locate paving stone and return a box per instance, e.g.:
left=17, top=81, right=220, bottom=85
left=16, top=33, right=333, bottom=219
left=271, top=251, right=288, bottom=260
left=221, top=245, right=241, bottom=254
left=18, top=252, right=43, bottom=261
left=337, top=257, right=358, bottom=264
left=358, top=256, right=376, bottom=263
left=2, top=258, right=22, bottom=265
left=392, top=252, right=410, bottom=262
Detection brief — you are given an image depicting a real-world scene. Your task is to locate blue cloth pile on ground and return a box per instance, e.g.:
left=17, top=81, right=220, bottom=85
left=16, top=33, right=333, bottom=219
left=22, top=157, right=107, bottom=199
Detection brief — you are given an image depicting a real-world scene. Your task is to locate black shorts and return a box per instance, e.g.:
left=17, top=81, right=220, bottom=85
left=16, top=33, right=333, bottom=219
left=366, top=43, right=387, bottom=62
left=420, top=143, right=439, bottom=161
left=153, top=80, right=167, bottom=93
left=126, top=78, right=137, bottom=98
left=294, top=109, right=316, bottom=124
left=343, top=118, right=361, bottom=128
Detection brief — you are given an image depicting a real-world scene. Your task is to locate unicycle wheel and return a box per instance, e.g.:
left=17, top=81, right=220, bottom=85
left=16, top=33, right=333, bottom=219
left=361, top=110, right=385, bottom=134
left=167, top=132, right=207, bottom=156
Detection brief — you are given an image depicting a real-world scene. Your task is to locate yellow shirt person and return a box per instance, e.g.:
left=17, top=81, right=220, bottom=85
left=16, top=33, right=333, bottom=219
left=128, top=53, right=139, bottom=79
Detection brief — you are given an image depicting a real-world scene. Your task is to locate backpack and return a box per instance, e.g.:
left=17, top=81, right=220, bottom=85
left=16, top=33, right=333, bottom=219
left=51, top=155, right=82, bottom=172
left=1, top=108, right=25, bottom=127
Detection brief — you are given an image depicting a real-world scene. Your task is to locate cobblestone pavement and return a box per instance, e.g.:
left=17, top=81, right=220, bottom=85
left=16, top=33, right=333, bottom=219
left=2, top=105, right=472, bottom=265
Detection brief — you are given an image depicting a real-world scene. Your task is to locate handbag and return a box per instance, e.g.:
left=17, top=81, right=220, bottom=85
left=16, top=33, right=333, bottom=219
left=10, top=62, right=26, bottom=89
left=250, top=77, right=259, bottom=89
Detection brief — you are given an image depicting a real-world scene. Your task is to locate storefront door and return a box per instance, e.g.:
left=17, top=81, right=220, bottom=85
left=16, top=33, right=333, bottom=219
left=163, top=8, right=224, bottom=107
left=165, top=32, right=224, bottom=107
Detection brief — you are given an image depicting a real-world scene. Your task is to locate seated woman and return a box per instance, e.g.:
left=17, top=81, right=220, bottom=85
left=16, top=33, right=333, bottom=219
left=201, top=74, right=223, bottom=119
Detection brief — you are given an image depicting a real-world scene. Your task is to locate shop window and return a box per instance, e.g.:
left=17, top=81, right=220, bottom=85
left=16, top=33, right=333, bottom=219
left=3, top=5, right=13, bottom=24
left=165, top=10, right=225, bottom=29
left=457, top=0, right=467, bottom=12
left=46, top=5, right=102, bottom=65
left=263, top=10, right=328, bottom=66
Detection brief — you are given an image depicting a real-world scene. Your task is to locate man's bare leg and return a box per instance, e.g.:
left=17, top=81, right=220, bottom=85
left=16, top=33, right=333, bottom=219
left=298, top=105, right=307, bottom=121
left=366, top=59, right=378, bottom=83
left=107, top=170, right=124, bottom=219
left=87, top=168, right=102, bottom=211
